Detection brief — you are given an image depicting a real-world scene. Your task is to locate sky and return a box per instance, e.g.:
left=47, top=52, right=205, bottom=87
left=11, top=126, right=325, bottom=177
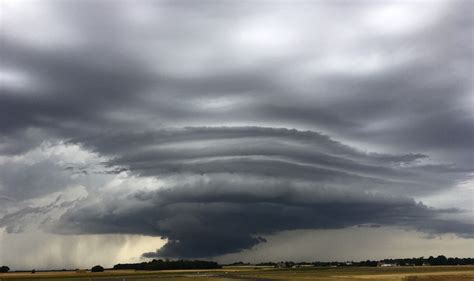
left=0, top=0, right=473, bottom=270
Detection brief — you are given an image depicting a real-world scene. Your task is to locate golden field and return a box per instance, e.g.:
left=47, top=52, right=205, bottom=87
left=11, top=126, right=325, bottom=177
left=0, top=266, right=473, bottom=281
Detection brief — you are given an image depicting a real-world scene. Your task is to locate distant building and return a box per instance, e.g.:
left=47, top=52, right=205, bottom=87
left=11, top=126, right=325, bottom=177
left=297, top=264, right=314, bottom=268
left=378, top=262, right=398, bottom=267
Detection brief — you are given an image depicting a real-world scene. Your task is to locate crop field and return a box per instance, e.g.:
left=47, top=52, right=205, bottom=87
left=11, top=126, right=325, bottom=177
left=0, top=266, right=473, bottom=281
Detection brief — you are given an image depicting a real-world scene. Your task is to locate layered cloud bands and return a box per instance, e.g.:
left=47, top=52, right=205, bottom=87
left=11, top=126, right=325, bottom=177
left=50, top=127, right=470, bottom=258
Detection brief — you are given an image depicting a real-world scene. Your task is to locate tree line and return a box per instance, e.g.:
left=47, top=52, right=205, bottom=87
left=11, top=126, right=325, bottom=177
left=380, top=256, right=474, bottom=266
left=1, top=256, right=473, bottom=273
left=113, top=259, right=221, bottom=270
left=254, top=256, right=474, bottom=267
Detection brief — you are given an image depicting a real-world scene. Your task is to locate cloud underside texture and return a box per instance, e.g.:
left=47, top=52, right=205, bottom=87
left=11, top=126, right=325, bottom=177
left=54, top=127, right=470, bottom=258
left=0, top=0, right=473, bottom=259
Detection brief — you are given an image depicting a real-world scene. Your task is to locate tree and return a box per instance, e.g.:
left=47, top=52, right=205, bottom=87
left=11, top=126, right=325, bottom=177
left=0, top=266, right=9, bottom=273
left=433, top=255, right=448, bottom=266
left=91, top=265, right=104, bottom=272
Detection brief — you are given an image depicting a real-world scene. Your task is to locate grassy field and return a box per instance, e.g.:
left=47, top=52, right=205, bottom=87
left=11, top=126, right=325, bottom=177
left=0, top=266, right=473, bottom=281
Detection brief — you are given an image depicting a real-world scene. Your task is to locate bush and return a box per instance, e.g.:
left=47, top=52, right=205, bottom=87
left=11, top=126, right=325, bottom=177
left=91, top=265, right=104, bottom=272
left=0, top=266, right=9, bottom=273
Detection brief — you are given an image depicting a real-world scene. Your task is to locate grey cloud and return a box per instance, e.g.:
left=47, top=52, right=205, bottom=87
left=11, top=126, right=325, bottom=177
left=0, top=160, right=73, bottom=201
left=76, top=127, right=469, bottom=195
left=1, top=1, right=471, bottom=163
left=0, top=194, right=72, bottom=233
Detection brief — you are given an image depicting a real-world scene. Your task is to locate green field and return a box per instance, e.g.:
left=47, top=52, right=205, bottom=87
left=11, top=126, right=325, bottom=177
left=1, top=266, right=473, bottom=281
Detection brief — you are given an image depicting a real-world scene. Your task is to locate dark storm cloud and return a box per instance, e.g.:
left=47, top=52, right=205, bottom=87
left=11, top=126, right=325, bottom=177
left=51, top=127, right=472, bottom=258
left=55, top=178, right=471, bottom=258
left=0, top=0, right=473, bottom=260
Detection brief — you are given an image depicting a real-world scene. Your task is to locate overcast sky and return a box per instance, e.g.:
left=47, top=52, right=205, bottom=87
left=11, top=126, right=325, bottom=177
left=0, top=0, right=473, bottom=270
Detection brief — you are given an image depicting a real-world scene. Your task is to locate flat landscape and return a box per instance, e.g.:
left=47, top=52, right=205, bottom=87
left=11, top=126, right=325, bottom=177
left=1, top=266, right=473, bottom=281
left=2, top=1, right=473, bottom=281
